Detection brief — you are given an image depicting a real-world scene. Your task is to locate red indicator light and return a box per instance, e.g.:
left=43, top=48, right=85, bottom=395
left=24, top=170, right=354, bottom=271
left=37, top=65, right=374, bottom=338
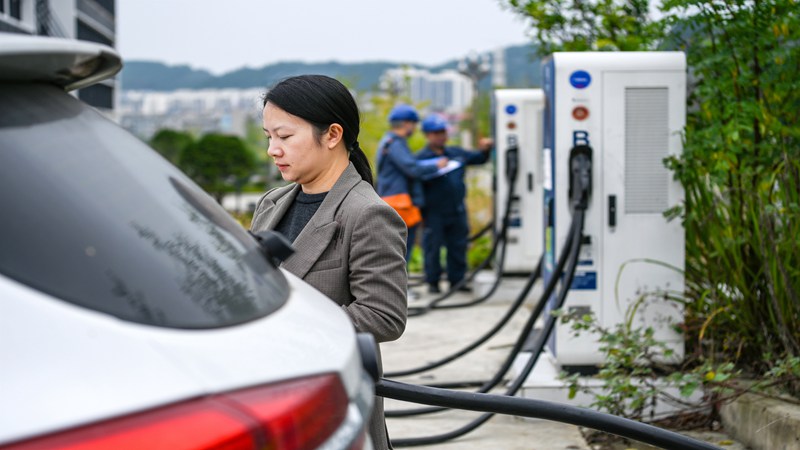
left=572, top=106, right=589, bottom=121
left=507, top=121, right=517, bottom=129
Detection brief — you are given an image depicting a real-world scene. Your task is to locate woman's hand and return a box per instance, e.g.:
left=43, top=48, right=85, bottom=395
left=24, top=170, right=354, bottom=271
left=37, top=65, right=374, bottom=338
left=436, top=157, right=449, bottom=169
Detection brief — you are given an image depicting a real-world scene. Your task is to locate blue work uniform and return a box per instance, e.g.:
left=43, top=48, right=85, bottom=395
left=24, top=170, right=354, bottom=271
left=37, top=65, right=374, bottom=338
left=376, top=131, right=440, bottom=261
left=416, top=145, right=490, bottom=286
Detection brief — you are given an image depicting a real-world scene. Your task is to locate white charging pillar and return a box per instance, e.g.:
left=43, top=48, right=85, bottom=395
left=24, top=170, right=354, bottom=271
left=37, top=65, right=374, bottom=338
left=542, top=52, right=687, bottom=368
left=493, top=89, right=544, bottom=274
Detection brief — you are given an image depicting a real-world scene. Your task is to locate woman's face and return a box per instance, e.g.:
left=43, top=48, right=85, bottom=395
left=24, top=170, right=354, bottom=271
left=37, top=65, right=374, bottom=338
left=263, top=102, right=328, bottom=185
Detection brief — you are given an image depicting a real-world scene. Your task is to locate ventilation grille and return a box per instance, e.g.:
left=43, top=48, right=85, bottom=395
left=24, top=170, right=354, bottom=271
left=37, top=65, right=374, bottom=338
left=625, top=88, right=669, bottom=213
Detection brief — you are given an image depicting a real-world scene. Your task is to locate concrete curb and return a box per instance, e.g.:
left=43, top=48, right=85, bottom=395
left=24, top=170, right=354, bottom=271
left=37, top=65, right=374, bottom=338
left=719, top=392, right=800, bottom=450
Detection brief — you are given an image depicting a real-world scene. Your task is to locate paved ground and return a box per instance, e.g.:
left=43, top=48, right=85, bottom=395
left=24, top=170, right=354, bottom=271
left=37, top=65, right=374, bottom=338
left=381, top=280, right=590, bottom=450
left=379, top=277, right=747, bottom=450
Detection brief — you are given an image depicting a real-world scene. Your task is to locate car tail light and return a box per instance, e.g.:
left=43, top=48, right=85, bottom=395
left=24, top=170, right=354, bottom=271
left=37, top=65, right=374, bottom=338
left=223, top=373, right=349, bottom=450
left=4, top=373, right=349, bottom=450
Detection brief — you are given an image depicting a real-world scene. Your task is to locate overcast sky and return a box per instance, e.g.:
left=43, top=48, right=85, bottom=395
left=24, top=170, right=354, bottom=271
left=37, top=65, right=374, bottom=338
left=116, top=0, right=533, bottom=75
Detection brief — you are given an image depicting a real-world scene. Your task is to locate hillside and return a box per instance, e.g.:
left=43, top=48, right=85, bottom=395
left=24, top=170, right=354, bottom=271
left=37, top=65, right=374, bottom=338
left=119, top=44, right=542, bottom=92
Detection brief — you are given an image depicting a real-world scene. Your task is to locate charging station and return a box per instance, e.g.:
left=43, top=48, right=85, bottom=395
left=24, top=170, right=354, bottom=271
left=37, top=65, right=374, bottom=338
left=493, top=89, right=544, bottom=274
left=541, top=52, right=687, bottom=369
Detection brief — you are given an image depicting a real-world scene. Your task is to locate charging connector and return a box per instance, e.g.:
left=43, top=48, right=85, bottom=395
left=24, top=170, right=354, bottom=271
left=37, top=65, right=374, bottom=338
left=505, top=137, right=519, bottom=185
left=568, top=145, right=592, bottom=211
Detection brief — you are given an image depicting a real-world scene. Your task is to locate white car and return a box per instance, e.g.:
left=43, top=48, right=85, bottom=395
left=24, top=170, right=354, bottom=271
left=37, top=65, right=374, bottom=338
left=0, top=35, right=375, bottom=450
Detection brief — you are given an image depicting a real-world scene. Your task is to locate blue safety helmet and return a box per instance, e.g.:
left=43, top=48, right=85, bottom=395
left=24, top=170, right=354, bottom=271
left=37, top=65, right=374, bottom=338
left=421, top=114, right=448, bottom=133
left=388, top=104, right=419, bottom=122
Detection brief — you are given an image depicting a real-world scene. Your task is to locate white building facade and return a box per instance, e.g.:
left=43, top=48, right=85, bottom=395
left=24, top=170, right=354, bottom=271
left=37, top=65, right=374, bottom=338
left=118, top=88, right=265, bottom=140
left=0, top=0, right=116, bottom=111
left=380, top=67, right=473, bottom=115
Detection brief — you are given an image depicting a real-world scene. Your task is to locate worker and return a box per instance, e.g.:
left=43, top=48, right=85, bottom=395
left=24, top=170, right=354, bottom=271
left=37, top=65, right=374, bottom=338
left=375, top=104, right=447, bottom=263
left=416, top=113, right=493, bottom=294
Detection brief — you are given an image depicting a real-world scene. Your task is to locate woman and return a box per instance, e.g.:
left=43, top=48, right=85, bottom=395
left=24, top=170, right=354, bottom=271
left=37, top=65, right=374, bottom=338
left=250, top=75, right=407, bottom=450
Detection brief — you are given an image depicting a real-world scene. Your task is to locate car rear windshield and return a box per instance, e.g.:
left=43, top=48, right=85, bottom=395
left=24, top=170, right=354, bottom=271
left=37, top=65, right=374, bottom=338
left=0, top=83, right=288, bottom=329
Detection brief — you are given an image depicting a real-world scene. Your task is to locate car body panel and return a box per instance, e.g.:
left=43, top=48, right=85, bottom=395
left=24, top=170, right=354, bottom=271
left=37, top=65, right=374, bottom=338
left=0, top=35, right=121, bottom=90
left=0, top=34, right=373, bottom=449
left=0, top=83, right=288, bottom=330
left=0, top=271, right=362, bottom=444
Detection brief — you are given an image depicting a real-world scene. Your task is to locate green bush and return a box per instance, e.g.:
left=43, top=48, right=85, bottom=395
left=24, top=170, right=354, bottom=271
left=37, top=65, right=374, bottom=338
left=149, top=128, right=194, bottom=165
left=407, top=245, right=424, bottom=275
left=467, top=234, right=493, bottom=270
left=558, top=303, right=740, bottom=422
left=664, top=0, right=800, bottom=393
left=179, top=133, right=257, bottom=203
left=505, top=0, right=800, bottom=400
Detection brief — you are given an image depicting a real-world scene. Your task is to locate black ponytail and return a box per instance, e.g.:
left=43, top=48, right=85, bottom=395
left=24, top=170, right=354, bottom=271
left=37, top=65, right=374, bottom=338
left=264, top=75, right=374, bottom=187
left=348, top=141, right=374, bottom=186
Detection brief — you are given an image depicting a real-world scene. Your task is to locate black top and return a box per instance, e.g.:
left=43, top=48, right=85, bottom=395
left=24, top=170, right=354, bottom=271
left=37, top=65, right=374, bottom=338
left=275, top=191, right=329, bottom=243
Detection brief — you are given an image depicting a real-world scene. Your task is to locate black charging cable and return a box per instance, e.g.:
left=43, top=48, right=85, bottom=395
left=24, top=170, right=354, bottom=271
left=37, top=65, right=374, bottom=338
left=386, top=215, right=579, bottom=417
left=385, top=257, right=541, bottom=378
left=406, top=203, right=509, bottom=316
left=385, top=209, right=583, bottom=442
left=385, top=152, right=633, bottom=449
left=407, top=143, right=519, bottom=315
left=377, top=378, right=721, bottom=450
left=428, top=143, right=520, bottom=310
left=467, top=219, right=493, bottom=242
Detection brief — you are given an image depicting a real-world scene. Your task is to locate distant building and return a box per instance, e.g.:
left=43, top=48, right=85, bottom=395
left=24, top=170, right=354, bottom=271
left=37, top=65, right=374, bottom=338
left=118, top=88, right=265, bottom=141
left=0, top=0, right=116, bottom=112
left=492, top=47, right=506, bottom=88
left=0, top=0, right=34, bottom=34
left=380, top=67, right=473, bottom=115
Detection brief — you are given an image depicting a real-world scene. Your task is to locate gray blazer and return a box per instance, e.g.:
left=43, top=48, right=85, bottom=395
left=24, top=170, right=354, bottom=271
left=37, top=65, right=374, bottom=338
left=251, top=163, right=407, bottom=450
left=251, top=163, right=408, bottom=343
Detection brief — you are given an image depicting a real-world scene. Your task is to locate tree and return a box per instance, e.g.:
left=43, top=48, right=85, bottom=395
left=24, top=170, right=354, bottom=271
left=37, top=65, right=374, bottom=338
left=504, top=0, right=800, bottom=397
left=358, top=91, right=428, bottom=178
left=502, top=0, right=664, bottom=55
left=663, top=0, right=800, bottom=378
left=148, top=129, right=194, bottom=165
left=179, top=133, right=257, bottom=203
